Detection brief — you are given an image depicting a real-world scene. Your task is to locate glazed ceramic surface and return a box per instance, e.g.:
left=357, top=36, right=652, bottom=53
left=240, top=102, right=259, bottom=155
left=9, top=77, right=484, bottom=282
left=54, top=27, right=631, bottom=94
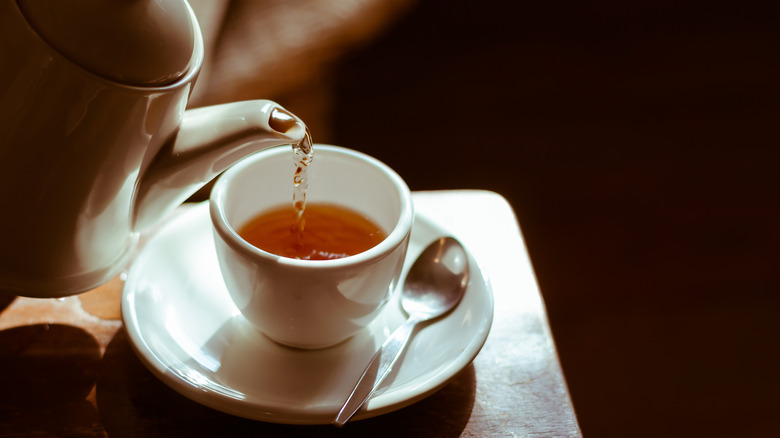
left=210, top=145, right=413, bottom=349
left=0, top=1, right=305, bottom=297
left=121, top=202, right=493, bottom=424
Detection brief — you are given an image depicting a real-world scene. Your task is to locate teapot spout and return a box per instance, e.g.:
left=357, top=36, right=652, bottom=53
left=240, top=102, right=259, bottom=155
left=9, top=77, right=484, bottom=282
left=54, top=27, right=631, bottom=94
left=133, top=100, right=305, bottom=231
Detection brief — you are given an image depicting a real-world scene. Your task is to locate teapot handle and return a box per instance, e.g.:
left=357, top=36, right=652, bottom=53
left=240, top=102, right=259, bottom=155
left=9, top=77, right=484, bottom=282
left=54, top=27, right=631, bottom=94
left=132, top=100, right=305, bottom=231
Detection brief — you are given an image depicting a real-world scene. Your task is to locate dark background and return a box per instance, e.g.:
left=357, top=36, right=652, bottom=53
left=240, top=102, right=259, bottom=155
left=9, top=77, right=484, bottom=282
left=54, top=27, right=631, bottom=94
left=325, top=1, right=780, bottom=436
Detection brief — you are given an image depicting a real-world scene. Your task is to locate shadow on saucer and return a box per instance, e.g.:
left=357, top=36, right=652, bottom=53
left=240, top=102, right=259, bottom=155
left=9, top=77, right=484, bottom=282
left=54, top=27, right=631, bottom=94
left=96, top=329, right=476, bottom=437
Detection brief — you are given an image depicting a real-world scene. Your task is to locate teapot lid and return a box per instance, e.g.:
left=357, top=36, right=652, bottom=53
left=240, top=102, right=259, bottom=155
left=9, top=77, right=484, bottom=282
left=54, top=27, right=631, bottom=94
left=17, top=0, right=197, bottom=87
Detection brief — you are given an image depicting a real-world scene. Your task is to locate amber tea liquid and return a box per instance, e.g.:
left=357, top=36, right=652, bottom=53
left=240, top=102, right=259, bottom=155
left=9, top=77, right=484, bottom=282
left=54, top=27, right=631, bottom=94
left=240, top=129, right=386, bottom=260
left=239, top=203, right=387, bottom=260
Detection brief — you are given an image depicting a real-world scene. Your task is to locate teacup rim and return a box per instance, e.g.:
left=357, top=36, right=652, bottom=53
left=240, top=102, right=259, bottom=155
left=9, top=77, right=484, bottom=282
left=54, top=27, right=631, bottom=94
left=210, top=144, right=413, bottom=268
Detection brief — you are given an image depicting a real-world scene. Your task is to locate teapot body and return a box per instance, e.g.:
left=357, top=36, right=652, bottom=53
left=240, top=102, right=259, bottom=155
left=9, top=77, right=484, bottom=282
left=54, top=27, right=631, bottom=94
left=0, top=1, right=202, bottom=297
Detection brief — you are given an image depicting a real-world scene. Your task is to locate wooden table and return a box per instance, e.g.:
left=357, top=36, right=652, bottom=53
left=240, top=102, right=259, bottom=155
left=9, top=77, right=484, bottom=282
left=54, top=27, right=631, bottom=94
left=0, top=190, right=581, bottom=437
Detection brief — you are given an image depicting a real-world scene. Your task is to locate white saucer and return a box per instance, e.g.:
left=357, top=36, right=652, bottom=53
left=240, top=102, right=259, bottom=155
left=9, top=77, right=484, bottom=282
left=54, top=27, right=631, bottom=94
left=121, top=202, right=493, bottom=424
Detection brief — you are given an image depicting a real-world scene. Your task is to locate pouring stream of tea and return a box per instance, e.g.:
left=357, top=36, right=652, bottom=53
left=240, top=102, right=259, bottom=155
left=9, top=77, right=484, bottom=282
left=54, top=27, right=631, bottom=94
left=292, top=128, right=313, bottom=243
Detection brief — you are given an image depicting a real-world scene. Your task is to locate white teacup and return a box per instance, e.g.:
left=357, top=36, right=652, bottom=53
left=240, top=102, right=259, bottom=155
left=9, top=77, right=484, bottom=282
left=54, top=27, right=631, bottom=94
left=210, top=145, right=413, bottom=349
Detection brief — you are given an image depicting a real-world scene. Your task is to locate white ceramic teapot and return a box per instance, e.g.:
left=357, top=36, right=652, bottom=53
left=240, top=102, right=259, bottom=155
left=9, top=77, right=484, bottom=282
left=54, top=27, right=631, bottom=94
left=0, top=0, right=308, bottom=298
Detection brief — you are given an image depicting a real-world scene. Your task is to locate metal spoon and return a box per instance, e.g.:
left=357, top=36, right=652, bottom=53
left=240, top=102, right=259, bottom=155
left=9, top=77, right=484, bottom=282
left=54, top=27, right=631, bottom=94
left=333, top=236, right=469, bottom=426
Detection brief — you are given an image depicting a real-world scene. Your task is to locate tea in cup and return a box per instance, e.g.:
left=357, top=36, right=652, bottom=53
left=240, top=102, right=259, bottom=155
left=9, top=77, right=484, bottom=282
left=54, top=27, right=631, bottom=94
left=209, top=145, right=413, bottom=349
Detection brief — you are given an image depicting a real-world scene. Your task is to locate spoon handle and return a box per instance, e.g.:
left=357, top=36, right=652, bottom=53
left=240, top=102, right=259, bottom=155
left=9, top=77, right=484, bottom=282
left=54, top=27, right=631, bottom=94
left=333, top=316, right=422, bottom=426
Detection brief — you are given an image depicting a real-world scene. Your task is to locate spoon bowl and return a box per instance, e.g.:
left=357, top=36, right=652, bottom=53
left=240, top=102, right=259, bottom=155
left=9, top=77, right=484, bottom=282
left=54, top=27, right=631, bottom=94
left=333, top=237, right=469, bottom=426
left=401, top=237, right=469, bottom=319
